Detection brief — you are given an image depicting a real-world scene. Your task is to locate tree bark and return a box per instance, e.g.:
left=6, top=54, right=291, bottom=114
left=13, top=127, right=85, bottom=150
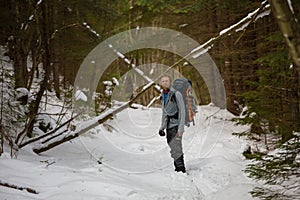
left=270, top=0, right=300, bottom=71
left=51, top=0, right=61, bottom=99
left=8, top=0, right=34, bottom=88
left=15, top=1, right=52, bottom=143
left=0, top=124, right=3, bottom=155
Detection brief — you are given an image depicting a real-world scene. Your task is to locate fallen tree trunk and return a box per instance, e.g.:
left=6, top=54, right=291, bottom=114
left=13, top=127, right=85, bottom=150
left=33, top=82, right=156, bottom=154
left=19, top=112, right=81, bottom=148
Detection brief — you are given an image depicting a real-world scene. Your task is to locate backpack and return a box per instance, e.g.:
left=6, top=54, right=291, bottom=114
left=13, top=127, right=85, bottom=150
left=170, top=78, right=198, bottom=127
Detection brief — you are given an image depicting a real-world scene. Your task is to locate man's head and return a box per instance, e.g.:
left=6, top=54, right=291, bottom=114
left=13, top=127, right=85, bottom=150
left=161, top=75, right=171, bottom=89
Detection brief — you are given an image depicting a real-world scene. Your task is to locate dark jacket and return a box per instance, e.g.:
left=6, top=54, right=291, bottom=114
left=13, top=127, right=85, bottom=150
left=159, top=87, right=185, bottom=133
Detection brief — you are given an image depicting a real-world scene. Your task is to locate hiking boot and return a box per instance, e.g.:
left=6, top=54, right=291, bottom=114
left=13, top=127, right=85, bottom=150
left=175, top=166, right=186, bottom=173
left=174, top=155, right=185, bottom=173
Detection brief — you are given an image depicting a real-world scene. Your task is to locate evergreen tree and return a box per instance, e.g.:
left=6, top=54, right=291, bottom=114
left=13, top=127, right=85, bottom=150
left=245, top=133, right=300, bottom=200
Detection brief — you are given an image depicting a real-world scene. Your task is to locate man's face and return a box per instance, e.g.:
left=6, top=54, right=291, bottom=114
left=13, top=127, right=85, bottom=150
left=161, top=76, right=171, bottom=89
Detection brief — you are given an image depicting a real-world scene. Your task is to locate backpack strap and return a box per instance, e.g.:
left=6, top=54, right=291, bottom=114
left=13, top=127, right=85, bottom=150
left=165, top=91, right=179, bottom=128
left=171, top=92, right=176, bottom=104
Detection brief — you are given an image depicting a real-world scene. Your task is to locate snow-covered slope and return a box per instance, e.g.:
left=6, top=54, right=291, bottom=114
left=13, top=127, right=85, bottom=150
left=0, top=105, right=257, bottom=200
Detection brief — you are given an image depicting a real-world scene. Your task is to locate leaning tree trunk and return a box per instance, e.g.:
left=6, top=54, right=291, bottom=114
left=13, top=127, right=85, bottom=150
left=9, top=0, right=35, bottom=89
left=33, top=81, right=157, bottom=154
left=270, top=0, right=300, bottom=140
left=270, top=0, right=300, bottom=72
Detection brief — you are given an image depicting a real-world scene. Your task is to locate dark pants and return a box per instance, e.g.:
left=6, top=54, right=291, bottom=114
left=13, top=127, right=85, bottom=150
left=166, top=126, right=185, bottom=170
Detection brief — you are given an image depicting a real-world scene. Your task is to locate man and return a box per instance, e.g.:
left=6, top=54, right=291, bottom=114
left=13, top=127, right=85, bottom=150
left=159, top=75, right=186, bottom=173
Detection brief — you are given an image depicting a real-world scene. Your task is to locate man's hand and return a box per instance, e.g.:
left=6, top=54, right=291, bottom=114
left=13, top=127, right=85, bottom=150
left=159, top=129, right=165, bottom=136
left=177, top=131, right=183, bottom=137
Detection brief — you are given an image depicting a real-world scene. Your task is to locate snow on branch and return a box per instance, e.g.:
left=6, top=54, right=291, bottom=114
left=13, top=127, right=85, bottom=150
left=151, top=1, right=271, bottom=78
left=107, top=42, right=161, bottom=92
left=18, top=112, right=81, bottom=148
left=147, top=95, right=161, bottom=108
left=191, top=1, right=270, bottom=58
left=32, top=81, right=156, bottom=154
left=83, top=22, right=162, bottom=92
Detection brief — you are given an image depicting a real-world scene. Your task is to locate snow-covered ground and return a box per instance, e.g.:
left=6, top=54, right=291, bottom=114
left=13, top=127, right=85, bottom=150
left=0, top=105, right=257, bottom=200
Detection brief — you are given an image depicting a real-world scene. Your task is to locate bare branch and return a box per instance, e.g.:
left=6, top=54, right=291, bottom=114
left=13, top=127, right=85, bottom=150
left=33, top=82, right=156, bottom=154
left=19, top=112, right=82, bottom=148
left=0, top=181, right=38, bottom=194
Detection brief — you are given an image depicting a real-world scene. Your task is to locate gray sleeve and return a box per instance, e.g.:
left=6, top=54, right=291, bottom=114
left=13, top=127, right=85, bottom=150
left=175, top=91, right=185, bottom=133
left=160, top=97, right=167, bottom=131
left=160, top=109, right=166, bottom=130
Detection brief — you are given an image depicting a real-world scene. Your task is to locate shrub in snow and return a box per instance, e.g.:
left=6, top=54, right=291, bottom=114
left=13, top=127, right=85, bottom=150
left=15, top=88, right=30, bottom=105
left=0, top=64, right=29, bottom=154
left=94, top=77, right=120, bottom=114
left=245, top=132, right=300, bottom=200
left=36, top=114, right=54, bottom=133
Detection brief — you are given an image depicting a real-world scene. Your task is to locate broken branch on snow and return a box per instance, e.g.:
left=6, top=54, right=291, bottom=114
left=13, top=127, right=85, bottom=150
left=33, top=82, right=156, bottom=154
left=0, top=181, right=38, bottom=194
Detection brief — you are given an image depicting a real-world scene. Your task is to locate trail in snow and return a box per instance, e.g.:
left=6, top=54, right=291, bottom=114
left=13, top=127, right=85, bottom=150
left=0, top=105, right=257, bottom=200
